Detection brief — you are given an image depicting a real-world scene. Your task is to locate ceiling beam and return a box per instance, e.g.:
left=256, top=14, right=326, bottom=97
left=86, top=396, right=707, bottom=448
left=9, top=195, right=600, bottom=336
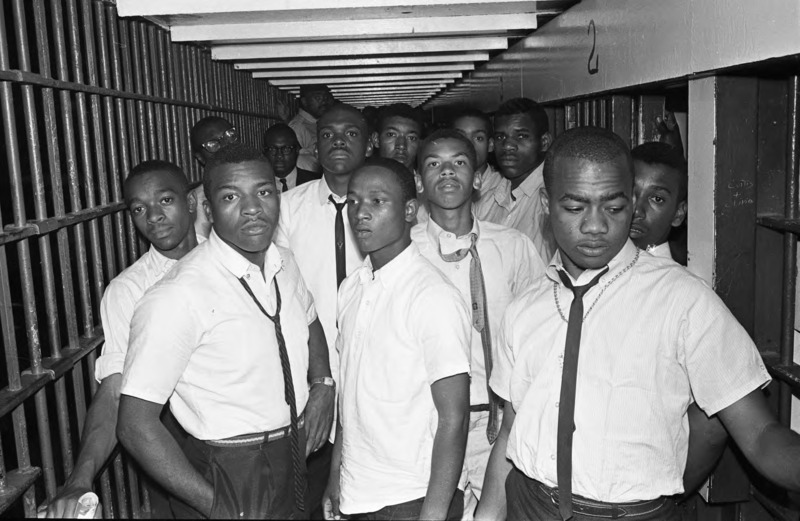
left=256, top=64, right=473, bottom=79
left=171, top=14, right=536, bottom=42
left=214, top=37, right=508, bottom=60
left=267, top=73, right=462, bottom=85
left=234, top=54, right=489, bottom=70
left=276, top=79, right=455, bottom=89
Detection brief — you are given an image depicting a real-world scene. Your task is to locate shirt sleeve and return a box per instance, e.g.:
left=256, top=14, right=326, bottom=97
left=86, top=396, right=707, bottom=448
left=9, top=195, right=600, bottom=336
left=511, top=233, right=547, bottom=297
left=490, top=301, right=517, bottom=402
left=280, top=247, right=318, bottom=325
left=95, top=280, right=136, bottom=382
left=413, top=282, right=472, bottom=385
left=679, top=277, right=771, bottom=416
left=120, top=285, right=201, bottom=405
left=273, top=196, right=292, bottom=249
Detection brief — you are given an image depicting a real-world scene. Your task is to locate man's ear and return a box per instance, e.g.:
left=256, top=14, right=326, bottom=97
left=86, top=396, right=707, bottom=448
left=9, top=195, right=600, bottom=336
left=314, top=143, right=318, bottom=160
left=404, top=198, right=419, bottom=223
left=540, top=186, right=550, bottom=217
left=472, top=170, right=482, bottom=191
left=672, top=200, right=688, bottom=227
left=370, top=131, right=380, bottom=151
left=203, top=199, right=213, bottom=223
left=540, top=131, right=553, bottom=153
left=365, top=138, right=374, bottom=158
left=186, top=188, right=197, bottom=215
left=488, top=137, right=495, bottom=154
left=414, top=174, right=424, bottom=195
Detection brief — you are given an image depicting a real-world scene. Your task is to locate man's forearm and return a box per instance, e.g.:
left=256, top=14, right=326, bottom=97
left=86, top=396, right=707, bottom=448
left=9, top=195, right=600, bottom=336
left=475, top=404, right=515, bottom=521
left=682, top=404, right=727, bottom=496
left=420, top=414, right=468, bottom=520
left=66, top=374, right=123, bottom=488
left=307, top=319, right=332, bottom=381
left=750, top=423, right=800, bottom=491
left=117, top=395, right=214, bottom=515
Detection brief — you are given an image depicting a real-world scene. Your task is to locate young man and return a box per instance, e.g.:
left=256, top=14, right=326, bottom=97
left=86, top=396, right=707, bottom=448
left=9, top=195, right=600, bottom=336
left=264, top=122, right=322, bottom=192
left=289, top=84, right=335, bottom=172
left=475, top=98, right=556, bottom=262
left=412, top=130, right=546, bottom=519
left=371, top=103, right=425, bottom=173
left=629, top=142, right=688, bottom=260
left=477, top=127, right=800, bottom=521
left=117, top=145, right=334, bottom=519
left=324, top=158, right=471, bottom=521
left=44, top=161, right=198, bottom=518
left=450, top=108, right=503, bottom=201
left=274, top=103, right=372, bottom=518
left=189, top=115, right=238, bottom=238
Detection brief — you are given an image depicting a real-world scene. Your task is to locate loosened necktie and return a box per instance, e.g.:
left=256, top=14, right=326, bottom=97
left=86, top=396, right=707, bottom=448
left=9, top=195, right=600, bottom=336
left=555, top=268, right=608, bottom=520
left=329, top=195, right=347, bottom=288
left=439, top=232, right=500, bottom=443
left=280, top=178, right=288, bottom=192
left=237, top=277, right=305, bottom=512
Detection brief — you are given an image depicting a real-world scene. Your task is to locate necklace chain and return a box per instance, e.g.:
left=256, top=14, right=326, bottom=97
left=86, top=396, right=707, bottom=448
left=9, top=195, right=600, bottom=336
left=553, top=248, right=641, bottom=323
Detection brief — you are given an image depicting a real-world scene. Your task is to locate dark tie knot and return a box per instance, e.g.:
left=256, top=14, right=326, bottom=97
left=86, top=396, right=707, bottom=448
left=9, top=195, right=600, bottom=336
left=328, top=194, right=346, bottom=212
left=557, top=267, right=608, bottom=299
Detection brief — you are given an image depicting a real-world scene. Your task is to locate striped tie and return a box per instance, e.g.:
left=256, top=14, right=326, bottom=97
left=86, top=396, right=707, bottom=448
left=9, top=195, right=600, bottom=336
left=238, top=277, right=305, bottom=512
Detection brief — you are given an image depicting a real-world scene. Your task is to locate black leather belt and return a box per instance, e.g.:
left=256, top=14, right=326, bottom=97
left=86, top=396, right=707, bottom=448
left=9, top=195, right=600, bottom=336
left=469, top=403, right=490, bottom=412
left=538, top=482, right=670, bottom=519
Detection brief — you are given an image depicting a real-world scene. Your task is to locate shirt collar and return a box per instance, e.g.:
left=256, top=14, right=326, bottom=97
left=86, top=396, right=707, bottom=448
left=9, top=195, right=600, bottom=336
left=207, top=229, right=284, bottom=281
left=358, top=242, right=419, bottom=288
left=425, top=214, right=479, bottom=255
left=316, top=177, right=347, bottom=205
left=298, top=108, right=317, bottom=124
left=646, top=242, right=672, bottom=260
left=145, top=246, right=179, bottom=277
left=546, top=239, right=639, bottom=288
left=514, top=162, right=545, bottom=198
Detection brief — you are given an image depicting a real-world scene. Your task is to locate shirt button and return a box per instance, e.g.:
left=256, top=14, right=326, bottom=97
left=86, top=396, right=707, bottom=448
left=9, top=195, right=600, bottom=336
left=245, top=273, right=251, bottom=280
left=551, top=454, right=556, bottom=460
left=555, top=401, right=559, bottom=408
left=455, top=264, right=460, bottom=270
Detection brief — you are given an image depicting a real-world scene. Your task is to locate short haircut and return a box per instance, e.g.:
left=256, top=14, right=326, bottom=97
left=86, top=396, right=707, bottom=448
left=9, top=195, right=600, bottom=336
left=317, top=102, right=370, bottom=136
left=203, top=143, right=270, bottom=199
left=418, top=128, right=478, bottom=172
left=190, top=115, right=231, bottom=153
left=355, top=157, right=417, bottom=203
left=450, top=106, right=492, bottom=134
left=543, top=126, right=633, bottom=191
left=376, top=103, right=425, bottom=132
left=631, top=142, right=688, bottom=202
left=124, top=160, right=188, bottom=200
left=494, top=98, right=549, bottom=137
left=264, top=122, right=299, bottom=147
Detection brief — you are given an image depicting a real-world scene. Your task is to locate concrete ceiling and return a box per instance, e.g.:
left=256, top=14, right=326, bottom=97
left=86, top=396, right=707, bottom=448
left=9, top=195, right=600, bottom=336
left=116, top=0, right=577, bottom=109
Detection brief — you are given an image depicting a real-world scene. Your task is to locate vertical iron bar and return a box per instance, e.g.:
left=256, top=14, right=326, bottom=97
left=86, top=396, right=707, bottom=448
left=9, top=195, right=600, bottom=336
left=140, top=23, right=158, bottom=158
left=112, top=454, right=129, bottom=518
left=129, top=21, right=150, bottom=161
left=146, top=25, right=165, bottom=160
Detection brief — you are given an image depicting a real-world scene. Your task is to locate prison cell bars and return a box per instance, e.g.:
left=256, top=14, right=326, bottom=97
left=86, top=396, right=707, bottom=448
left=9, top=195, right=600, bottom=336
left=0, top=0, right=291, bottom=517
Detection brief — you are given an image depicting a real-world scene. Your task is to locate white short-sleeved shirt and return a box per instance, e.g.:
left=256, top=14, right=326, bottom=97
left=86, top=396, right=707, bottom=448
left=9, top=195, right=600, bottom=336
left=490, top=240, right=771, bottom=503
left=274, top=177, right=365, bottom=389
left=121, top=231, right=317, bottom=440
left=475, top=162, right=556, bottom=263
left=412, top=217, right=545, bottom=405
left=288, top=108, right=320, bottom=172
left=95, top=247, right=178, bottom=382
left=475, top=163, right=503, bottom=201
left=336, top=243, right=472, bottom=514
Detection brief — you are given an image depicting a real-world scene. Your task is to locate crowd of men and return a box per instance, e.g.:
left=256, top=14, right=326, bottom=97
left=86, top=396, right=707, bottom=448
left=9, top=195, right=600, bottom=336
left=43, top=83, right=800, bottom=521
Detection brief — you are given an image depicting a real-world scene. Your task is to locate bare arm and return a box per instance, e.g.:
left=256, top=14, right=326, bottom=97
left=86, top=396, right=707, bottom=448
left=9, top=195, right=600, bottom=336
left=305, top=318, right=335, bottom=455
left=420, top=373, right=470, bottom=521
left=322, top=420, right=344, bottom=520
left=45, top=374, right=122, bottom=518
left=682, top=403, right=728, bottom=497
left=718, top=389, right=800, bottom=491
left=117, top=395, right=214, bottom=515
left=474, top=402, right=515, bottom=521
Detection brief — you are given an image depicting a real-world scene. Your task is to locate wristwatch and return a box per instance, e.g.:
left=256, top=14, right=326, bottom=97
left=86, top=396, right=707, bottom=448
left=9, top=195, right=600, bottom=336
left=309, top=376, right=335, bottom=388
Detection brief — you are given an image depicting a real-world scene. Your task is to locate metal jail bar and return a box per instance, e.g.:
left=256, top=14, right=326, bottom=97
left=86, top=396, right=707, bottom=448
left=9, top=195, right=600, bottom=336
left=0, top=0, right=289, bottom=517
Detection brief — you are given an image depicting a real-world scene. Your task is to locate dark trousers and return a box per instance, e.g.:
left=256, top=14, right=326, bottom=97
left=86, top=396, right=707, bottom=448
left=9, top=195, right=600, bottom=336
left=172, top=428, right=307, bottom=520
left=351, top=489, right=464, bottom=521
left=146, top=405, right=190, bottom=519
left=506, top=467, right=679, bottom=521
left=306, top=441, right=333, bottom=519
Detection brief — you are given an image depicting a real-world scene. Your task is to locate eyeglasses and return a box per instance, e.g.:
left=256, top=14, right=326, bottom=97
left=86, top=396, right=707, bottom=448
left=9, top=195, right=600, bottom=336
left=264, top=145, right=298, bottom=155
left=201, top=127, right=238, bottom=153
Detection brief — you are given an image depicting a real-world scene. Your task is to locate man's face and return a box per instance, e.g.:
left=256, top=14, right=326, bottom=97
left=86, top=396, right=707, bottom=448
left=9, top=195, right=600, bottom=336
left=301, top=90, right=334, bottom=119
left=452, top=115, right=493, bottom=170
left=373, top=116, right=421, bottom=171
left=494, top=113, right=550, bottom=181
left=126, top=171, right=196, bottom=257
left=630, top=160, right=687, bottom=249
left=316, top=106, right=372, bottom=177
left=204, top=160, right=279, bottom=266
left=192, top=120, right=236, bottom=165
left=347, top=166, right=415, bottom=268
left=418, top=138, right=479, bottom=211
left=264, top=130, right=299, bottom=178
left=542, top=155, right=634, bottom=278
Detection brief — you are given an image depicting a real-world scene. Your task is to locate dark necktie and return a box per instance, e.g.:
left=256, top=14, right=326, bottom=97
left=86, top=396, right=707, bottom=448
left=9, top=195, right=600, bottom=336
left=439, top=232, right=500, bottom=442
left=555, top=268, right=608, bottom=520
left=237, top=277, right=305, bottom=512
left=280, top=178, right=288, bottom=192
left=329, top=195, right=347, bottom=288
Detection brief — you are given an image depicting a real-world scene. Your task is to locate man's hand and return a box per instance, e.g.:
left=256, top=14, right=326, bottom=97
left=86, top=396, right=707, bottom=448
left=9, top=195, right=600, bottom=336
left=304, top=383, right=335, bottom=456
left=44, top=483, right=95, bottom=518
left=654, top=111, right=684, bottom=155
left=322, top=480, right=342, bottom=520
